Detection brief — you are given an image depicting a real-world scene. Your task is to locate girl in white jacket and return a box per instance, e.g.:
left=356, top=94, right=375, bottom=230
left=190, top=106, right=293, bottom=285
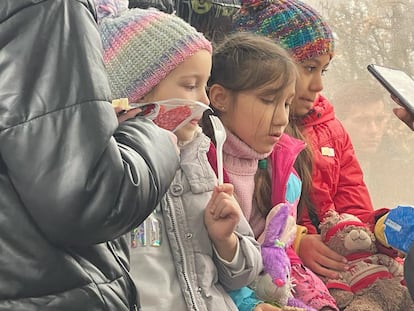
left=96, top=1, right=263, bottom=310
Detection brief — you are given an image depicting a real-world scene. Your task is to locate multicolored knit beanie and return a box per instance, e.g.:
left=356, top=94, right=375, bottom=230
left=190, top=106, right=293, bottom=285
left=232, top=0, right=334, bottom=63
left=95, top=0, right=212, bottom=102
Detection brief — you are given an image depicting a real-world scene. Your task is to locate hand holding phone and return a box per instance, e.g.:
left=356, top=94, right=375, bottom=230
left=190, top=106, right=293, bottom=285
left=393, top=106, right=414, bottom=131
left=367, top=64, right=414, bottom=116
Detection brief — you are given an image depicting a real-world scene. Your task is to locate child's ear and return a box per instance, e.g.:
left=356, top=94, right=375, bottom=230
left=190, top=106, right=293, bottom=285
left=208, top=84, right=230, bottom=113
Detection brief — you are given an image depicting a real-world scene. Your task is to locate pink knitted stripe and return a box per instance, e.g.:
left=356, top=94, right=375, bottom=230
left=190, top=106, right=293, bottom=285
left=127, top=41, right=210, bottom=101
left=103, top=14, right=164, bottom=63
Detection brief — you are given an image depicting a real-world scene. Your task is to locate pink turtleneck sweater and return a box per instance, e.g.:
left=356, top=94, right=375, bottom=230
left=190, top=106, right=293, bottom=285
left=223, top=130, right=272, bottom=237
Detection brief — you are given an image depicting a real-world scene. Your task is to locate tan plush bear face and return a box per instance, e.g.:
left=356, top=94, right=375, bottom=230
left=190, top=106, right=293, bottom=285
left=319, top=210, right=377, bottom=256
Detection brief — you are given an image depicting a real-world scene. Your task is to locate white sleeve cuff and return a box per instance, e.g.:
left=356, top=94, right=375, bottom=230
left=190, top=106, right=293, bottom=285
left=213, top=236, right=246, bottom=273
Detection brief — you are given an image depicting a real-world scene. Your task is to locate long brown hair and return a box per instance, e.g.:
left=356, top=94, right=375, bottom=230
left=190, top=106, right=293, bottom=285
left=284, top=122, right=316, bottom=222
left=202, top=32, right=297, bottom=217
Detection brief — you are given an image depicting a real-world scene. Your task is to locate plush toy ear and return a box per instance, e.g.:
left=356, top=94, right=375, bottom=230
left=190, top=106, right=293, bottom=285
left=319, top=209, right=340, bottom=238
left=262, top=203, right=290, bottom=248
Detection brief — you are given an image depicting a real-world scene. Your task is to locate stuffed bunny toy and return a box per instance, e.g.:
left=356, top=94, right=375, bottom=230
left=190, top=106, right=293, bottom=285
left=252, top=203, right=314, bottom=311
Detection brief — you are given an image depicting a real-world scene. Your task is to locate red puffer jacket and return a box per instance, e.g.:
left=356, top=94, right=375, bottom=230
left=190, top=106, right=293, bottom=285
left=297, top=94, right=389, bottom=233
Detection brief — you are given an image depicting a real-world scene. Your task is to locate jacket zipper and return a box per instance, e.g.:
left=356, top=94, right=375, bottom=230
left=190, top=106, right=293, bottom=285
left=166, top=194, right=200, bottom=311
left=106, top=241, right=140, bottom=311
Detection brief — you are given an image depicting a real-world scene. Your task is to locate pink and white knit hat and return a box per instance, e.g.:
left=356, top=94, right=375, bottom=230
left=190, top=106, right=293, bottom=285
left=96, top=0, right=212, bottom=102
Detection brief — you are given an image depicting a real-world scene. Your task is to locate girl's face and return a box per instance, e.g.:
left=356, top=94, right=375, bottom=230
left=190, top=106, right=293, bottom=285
left=143, top=50, right=211, bottom=142
left=291, top=54, right=331, bottom=118
left=219, top=79, right=295, bottom=154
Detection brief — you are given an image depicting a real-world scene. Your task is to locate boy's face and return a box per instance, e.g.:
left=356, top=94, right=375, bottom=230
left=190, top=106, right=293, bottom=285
left=342, top=99, right=389, bottom=157
left=291, top=54, right=331, bottom=117
left=143, top=50, right=212, bottom=142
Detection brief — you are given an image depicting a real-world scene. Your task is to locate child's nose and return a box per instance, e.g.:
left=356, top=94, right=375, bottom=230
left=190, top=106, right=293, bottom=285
left=272, top=105, right=289, bottom=127
left=199, top=89, right=210, bottom=106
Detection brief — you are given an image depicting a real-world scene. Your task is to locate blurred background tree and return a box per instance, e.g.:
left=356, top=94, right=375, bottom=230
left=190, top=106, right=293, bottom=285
left=308, top=0, right=414, bottom=209
left=306, top=0, right=414, bottom=96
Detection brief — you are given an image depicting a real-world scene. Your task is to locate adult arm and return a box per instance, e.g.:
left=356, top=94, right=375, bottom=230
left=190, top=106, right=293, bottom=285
left=0, top=0, right=179, bottom=246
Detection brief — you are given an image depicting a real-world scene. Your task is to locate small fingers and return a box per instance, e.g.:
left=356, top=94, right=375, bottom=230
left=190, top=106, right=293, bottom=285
left=308, top=261, right=340, bottom=279
left=317, top=246, right=348, bottom=272
left=116, top=107, right=142, bottom=123
left=214, top=183, right=234, bottom=196
left=322, top=247, right=348, bottom=265
left=114, top=106, right=125, bottom=115
left=210, top=198, right=239, bottom=220
left=393, top=107, right=414, bottom=130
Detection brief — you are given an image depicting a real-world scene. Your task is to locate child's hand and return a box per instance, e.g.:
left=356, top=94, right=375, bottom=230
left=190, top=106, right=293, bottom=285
left=204, top=183, right=241, bottom=261
left=298, top=234, right=348, bottom=279
left=115, top=107, right=142, bottom=124
left=205, top=183, right=241, bottom=240
left=253, top=303, right=281, bottom=311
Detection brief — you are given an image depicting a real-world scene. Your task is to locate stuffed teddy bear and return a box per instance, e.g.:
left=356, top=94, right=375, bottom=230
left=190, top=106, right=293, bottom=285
left=319, top=210, right=414, bottom=311
left=252, top=203, right=314, bottom=311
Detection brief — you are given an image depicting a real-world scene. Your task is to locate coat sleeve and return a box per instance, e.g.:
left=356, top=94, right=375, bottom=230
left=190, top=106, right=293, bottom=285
left=214, top=215, right=263, bottom=291
left=0, top=0, right=179, bottom=246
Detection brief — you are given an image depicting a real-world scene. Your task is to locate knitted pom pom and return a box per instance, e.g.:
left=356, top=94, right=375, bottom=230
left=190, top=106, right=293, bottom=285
left=95, top=0, right=128, bottom=23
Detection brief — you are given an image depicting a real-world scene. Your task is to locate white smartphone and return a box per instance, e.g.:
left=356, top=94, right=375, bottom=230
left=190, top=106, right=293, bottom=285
left=367, top=64, right=414, bottom=115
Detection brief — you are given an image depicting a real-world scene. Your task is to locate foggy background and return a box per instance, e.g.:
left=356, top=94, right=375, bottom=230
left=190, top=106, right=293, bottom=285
left=304, top=0, right=414, bottom=209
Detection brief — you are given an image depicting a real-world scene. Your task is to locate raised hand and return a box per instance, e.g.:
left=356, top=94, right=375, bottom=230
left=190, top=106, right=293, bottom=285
left=204, top=183, right=242, bottom=261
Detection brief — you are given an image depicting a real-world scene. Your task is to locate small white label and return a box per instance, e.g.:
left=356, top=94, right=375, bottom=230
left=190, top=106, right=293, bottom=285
left=385, top=219, right=402, bottom=232
left=321, top=147, right=335, bottom=157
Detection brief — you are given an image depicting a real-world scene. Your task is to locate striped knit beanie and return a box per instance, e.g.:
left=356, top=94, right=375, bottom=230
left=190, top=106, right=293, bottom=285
left=232, top=0, right=334, bottom=63
left=96, top=0, right=212, bottom=102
